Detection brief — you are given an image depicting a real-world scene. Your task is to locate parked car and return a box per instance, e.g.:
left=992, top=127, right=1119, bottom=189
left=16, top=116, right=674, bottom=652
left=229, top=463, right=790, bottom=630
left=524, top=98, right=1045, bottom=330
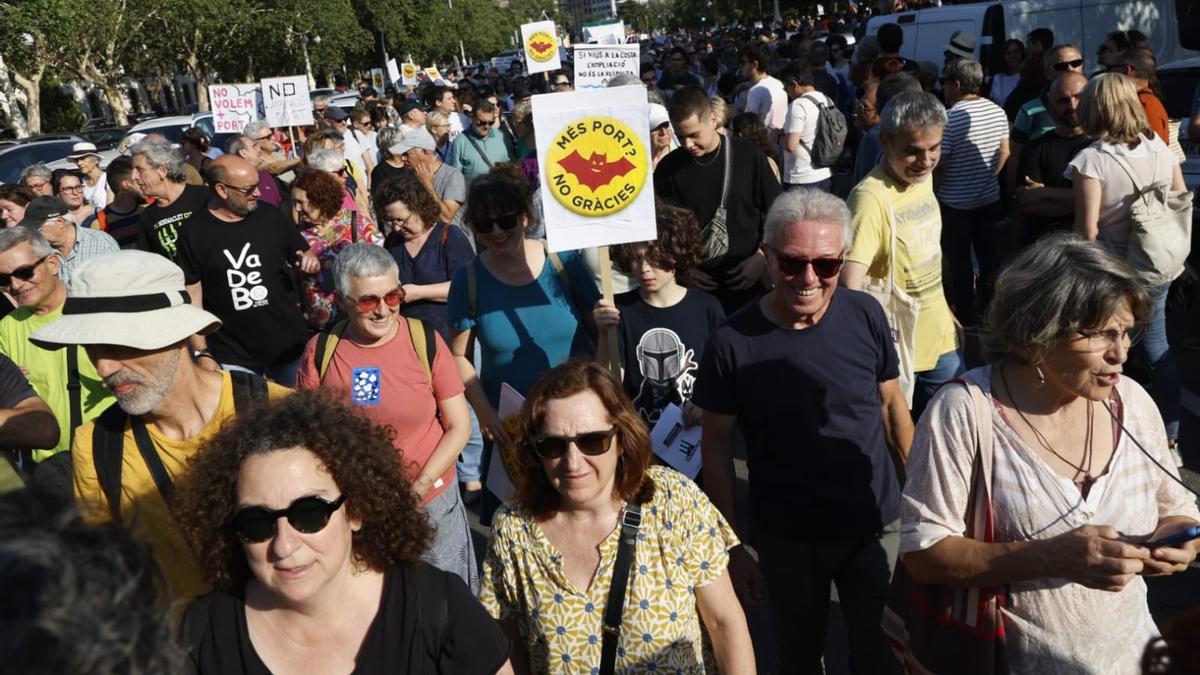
left=0, top=137, right=85, bottom=184
left=80, top=126, right=133, bottom=152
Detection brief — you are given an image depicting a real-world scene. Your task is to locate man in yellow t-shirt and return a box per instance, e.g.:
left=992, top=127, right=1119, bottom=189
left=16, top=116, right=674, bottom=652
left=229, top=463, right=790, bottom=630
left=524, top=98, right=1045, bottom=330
left=31, top=250, right=290, bottom=606
left=843, top=91, right=963, bottom=416
left=0, top=227, right=115, bottom=494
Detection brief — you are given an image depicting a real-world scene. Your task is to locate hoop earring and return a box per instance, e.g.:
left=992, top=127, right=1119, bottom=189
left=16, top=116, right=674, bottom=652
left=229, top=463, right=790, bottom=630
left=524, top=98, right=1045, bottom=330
left=1035, top=365, right=1046, bottom=387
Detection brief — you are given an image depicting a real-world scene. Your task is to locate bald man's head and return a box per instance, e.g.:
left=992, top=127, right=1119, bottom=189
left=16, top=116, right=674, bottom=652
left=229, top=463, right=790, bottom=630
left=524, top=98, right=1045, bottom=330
left=1048, top=71, right=1088, bottom=129
left=206, top=155, right=260, bottom=216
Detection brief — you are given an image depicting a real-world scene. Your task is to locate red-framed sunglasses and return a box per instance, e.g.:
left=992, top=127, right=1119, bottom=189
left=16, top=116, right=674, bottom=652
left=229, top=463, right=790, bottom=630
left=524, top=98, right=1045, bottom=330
left=351, top=287, right=405, bottom=312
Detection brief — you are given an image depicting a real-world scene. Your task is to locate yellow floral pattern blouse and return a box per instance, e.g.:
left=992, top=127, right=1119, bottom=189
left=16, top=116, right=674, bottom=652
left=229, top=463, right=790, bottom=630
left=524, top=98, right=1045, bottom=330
left=480, top=466, right=739, bottom=674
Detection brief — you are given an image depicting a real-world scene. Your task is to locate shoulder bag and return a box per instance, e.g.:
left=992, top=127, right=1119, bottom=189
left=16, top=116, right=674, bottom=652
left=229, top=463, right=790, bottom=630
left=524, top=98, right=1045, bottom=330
left=1103, top=143, right=1193, bottom=285
left=599, top=502, right=642, bottom=675
left=698, top=137, right=731, bottom=266
left=881, top=375, right=1009, bottom=674
left=861, top=196, right=919, bottom=406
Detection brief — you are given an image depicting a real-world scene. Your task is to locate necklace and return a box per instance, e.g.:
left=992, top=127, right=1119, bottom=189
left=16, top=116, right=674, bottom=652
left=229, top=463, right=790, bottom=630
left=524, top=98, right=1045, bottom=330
left=999, top=365, right=1096, bottom=484
left=691, top=136, right=722, bottom=167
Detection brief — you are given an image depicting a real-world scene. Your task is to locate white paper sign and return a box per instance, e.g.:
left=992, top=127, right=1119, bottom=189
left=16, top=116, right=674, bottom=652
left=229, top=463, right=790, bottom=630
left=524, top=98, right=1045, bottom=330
left=521, top=20, right=561, bottom=74
left=260, top=75, right=313, bottom=127
left=484, top=383, right=525, bottom=504
left=573, top=44, right=640, bottom=89
left=207, top=84, right=262, bottom=134
left=533, top=86, right=657, bottom=252
left=401, top=63, right=419, bottom=85
left=583, top=21, right=625, bottom=45
left=649, top=404, right=703, bottom=479
left=370, top=68, right=385, bottom=94
left=386, top=59, right=401, bottom=87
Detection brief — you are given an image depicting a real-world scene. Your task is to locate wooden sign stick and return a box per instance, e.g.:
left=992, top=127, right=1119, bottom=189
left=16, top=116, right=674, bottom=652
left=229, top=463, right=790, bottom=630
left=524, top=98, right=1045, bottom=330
left=598, top=245, right=621, bottom=376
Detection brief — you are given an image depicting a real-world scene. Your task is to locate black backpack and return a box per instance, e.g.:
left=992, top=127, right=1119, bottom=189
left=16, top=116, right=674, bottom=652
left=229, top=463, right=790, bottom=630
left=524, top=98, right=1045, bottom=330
left=800, top=92, right=849, bottom=168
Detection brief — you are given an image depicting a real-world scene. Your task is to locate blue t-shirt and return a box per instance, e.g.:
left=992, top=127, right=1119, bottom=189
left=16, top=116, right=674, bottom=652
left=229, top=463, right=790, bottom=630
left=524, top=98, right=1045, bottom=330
left=447, top=250, right=600, bottom=406
left=691, top=289, right=901, bottom=539
left=389, top=222, right=475, bottom=339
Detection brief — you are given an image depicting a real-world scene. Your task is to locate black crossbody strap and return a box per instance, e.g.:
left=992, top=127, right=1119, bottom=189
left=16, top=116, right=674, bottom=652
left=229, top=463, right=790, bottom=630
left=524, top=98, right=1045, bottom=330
left=92, top=404, right=129, bottom=522
left=229, top=370, right=268, bottom=414
left=464, top=132, right=495, bottom=169
left=599, top=503, right=642, bottom=675
left=130, top=417, right=174, bottom=505
left=66, top=346, right=82, bottom=448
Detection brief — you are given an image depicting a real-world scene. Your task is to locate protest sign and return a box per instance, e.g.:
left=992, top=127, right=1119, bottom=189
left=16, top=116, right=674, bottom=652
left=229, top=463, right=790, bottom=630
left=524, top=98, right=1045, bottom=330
left=572, top=43, right=640, bottom=89
left=260, top=75, right=313, bottom=127
left=401, top=62, right=419, bottom=85
left=207, top=84, right=261, bottom=134
left=386, top=59, right=401, bottom=87
left=424, top=66, right=443, bottom=82
left=649, top=404, right=703, bottom=479
left=521, top=20, right=561, bottom=73
left=370, top=68, right=385, bottom=94
left=484, top=383, right=524, bottom=504
left=582, top=20, right=625, bottom=45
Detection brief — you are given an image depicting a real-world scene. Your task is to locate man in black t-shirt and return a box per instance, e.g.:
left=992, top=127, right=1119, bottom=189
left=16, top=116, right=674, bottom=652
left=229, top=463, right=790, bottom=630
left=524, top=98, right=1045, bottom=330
left=131, top=140, right=210, bottom=262
left=1014, top=72, right=1090, bottom=249
left=692, top=189, right=912, bottom=674
left=176, top=157, right=317, bottom=386
left=656, top=87, right=782, bottom=314
left=0, top=351, right=59, bottom=490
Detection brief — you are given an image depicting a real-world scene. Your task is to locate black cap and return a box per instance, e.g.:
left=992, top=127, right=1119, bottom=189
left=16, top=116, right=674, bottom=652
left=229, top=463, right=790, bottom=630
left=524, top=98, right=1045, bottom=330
left=17, top=196, right=70, bottom=229
left=323, top=106, right=350, bottom=121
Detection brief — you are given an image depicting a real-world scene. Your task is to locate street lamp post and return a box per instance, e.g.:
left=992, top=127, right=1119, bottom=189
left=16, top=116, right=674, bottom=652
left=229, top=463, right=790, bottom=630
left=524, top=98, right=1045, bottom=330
left=301, top=34, right=321, bottom=90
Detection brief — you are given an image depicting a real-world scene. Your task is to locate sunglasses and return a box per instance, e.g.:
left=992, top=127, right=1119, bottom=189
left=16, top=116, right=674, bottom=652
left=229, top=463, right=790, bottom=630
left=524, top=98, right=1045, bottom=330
left=230, top=494, right=347, bottom=543
left=771, top=249, right=844, bottom=278
left=353, top=287, right=404, bottom=312
left=531, top=428, right=618, bottom=460
left=0, top=255, right=50, bottom=287
left=475, top=119, right=496, bottom=127
left=1052, top=59, right=1085, bottom=71
left=473, top=211, right=521, bottom=234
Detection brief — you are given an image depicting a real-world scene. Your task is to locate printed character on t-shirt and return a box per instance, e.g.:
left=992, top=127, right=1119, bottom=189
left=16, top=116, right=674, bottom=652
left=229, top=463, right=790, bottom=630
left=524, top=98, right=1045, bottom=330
left=632, top=327, right=696, bottom=425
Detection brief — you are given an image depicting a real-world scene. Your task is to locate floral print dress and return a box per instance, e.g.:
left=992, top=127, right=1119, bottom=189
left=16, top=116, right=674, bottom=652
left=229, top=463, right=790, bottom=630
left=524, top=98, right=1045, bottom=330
left=299, top=207, right=383, bottom=331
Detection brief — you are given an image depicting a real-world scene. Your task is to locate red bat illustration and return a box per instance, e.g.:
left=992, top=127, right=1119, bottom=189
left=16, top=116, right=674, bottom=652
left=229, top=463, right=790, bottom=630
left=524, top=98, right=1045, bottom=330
left=530, top=39, right=555, bottom=55
left=558, top=151, right=636, bottom=192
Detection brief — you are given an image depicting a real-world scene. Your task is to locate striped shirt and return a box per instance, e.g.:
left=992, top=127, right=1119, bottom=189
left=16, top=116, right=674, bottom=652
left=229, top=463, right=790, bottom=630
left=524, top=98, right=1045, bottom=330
left=902, top=367, right=1200, bottom=675
left=937, top=97, right=1009, bottom=209
left=57, top=225, right=118, bottom=286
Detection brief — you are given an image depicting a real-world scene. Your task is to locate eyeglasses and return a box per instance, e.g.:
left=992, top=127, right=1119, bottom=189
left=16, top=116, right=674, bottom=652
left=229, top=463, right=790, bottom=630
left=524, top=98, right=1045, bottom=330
left=24, top=180, right=48, bottom=191
left=530, top=428, right=618, bottom=460
left=229, top=495, right=347, bottom=543
left=473, top=211, right=521, bottom=234
left=352, top=287, right=404, bottom=312
left=0, top=254, right=50, bottom=287
left=59, top=185, right=83, bottom=193
left=381, top=212, right=414, bottom=228
left=220, top=182, right=260, bottom=196
left=770, top=249, right=845, bottom=278
left=474, top=118, right=496, bottom=127
left=1076, top=327, right=1142, bottom=352
left=1052, top=59, right=1085, bottom=72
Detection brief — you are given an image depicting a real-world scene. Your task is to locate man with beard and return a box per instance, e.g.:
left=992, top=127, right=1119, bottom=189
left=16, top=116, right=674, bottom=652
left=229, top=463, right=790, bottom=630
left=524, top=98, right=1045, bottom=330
left=31, top=250, right=289, bottom=602
left=0, top=227, right=114, bottom=495
left=1014, top=72, right=1091, bottom=248
left=175, top=156, right=317, bottom=386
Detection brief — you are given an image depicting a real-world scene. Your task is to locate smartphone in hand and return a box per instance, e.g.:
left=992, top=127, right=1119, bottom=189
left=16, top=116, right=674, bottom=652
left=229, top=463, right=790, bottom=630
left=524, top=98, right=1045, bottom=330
left=1145, top=525, right=1200, bottom=549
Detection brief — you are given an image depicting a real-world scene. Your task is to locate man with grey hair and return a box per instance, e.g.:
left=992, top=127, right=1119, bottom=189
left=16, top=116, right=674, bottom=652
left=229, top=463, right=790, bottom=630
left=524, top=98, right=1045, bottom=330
left=843, top=91, right=962, bottom=417
left=852, top=73, right=922, bottom=185
left=935, top=58, right=1010, bottom=327
left=389, top=127, right=465, bottom=223
left=131, top=140, right=210, bottom=262
left=225, top=135, right=285, bottom=208
left=694, top=187, right=912, bottom=674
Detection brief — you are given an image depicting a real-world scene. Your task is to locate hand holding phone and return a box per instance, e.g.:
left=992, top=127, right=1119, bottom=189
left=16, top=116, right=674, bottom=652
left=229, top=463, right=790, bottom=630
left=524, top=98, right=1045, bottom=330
left=1145, top=525, right=1200, bottom=549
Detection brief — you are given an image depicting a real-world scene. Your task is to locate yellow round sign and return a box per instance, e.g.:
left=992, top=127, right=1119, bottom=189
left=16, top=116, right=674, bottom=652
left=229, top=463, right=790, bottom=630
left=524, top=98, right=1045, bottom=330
left=525, top=31, right=558, bottom=63
left=402, top=64, right=416, bottom=78
left=545, top=115, right=648, bottom=217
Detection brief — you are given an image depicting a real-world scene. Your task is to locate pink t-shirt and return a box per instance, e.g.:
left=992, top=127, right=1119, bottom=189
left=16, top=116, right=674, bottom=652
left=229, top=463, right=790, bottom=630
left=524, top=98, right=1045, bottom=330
left=296, top=318, right=465, bottom=503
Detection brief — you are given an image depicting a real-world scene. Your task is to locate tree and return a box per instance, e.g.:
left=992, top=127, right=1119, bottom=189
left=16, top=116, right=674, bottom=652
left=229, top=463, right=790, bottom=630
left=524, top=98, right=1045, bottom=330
left=0, top=0, right=81, bottom=135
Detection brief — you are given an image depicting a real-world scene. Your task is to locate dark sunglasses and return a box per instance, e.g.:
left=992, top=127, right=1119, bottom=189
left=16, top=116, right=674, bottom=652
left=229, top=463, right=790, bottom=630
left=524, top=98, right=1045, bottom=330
left=771, top=249, right=844, bottom=278
left=531, top=428, right=618, bottom=460
left=475, top=119, right=496, bottom=127
left=473, top=211, right=521, bottom=234
left=1052, top=59, right=1085, bottom=72
left=353, top=287, right=404, bottom=312
left=0, top=254, right=50, bottom=287
left=230, top=495, right=347, bottom=543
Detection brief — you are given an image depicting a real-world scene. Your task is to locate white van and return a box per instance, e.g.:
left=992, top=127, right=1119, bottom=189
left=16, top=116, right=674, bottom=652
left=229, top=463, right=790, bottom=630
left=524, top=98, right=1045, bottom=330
left=866, top=0, right=1198, bottom=74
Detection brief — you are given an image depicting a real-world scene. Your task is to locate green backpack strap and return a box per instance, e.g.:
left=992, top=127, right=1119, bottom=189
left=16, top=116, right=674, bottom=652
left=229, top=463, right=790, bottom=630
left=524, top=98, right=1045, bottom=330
left=405, top=317, right=437, bottom=390
left=315, top=320, right=350, bottom=382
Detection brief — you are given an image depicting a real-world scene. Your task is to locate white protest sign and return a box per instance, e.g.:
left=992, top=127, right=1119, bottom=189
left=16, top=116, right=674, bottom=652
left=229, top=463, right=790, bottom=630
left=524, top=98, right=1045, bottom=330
left=521, top=20, right=561, bottom=74
left=573, top=43, right=640, bottom=89
left=534, top=85, right=656, bottom=252
left=370, top=68, right=385, bottom=94
left=260, top=75, right=313, bottom=127
left=207, top=84, right=262, bottom=134
left=401, top=63, right=419, bottom=85
left=386, top=59, right=400, bottom=87
left=583, top=21, right=625, bottom=45
left=649, top=404, right=703, bottom=479
left=484, top=383, right=525, bottom=504
left=424, top=66, right=443, bottom=82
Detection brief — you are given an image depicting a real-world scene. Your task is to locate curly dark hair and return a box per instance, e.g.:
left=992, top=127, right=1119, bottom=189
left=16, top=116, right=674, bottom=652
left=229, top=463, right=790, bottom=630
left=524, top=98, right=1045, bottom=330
left=614, top=199, right=703, bottom=276
left=371, top=172, right=440, bottom=229
left=172, top=389, right=433, bottom=591
left=511, top=360, right=654, bottom=519
left=463, top=170, right=532, bottom=233
left=291, top=168, right=345, bottom=221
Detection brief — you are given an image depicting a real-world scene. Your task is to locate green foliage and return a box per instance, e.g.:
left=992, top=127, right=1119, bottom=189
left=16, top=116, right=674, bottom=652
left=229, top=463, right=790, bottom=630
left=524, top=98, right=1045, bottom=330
left=39, top=81, right=85, bottom=132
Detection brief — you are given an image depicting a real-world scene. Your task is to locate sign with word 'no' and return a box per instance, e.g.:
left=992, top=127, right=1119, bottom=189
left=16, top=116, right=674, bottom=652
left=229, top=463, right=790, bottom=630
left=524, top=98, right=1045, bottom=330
left=533, top=85, right=656, bottom=252
left=207, top=84, right=262, bottom=134
left=573, top=44, right=640, bottom=89
left=260, top=75, right=313, bottom=127
left=521, top=20, right=561, bottom=74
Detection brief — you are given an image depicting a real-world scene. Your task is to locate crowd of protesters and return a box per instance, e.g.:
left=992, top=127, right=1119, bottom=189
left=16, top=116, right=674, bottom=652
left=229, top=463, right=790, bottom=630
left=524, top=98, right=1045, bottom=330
left=0, top=13, right=1199, bottom=675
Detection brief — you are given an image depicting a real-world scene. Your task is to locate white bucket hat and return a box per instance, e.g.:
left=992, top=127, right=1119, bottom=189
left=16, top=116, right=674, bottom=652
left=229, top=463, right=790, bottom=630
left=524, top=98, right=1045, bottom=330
left=31, top=250, right=221, bottom=351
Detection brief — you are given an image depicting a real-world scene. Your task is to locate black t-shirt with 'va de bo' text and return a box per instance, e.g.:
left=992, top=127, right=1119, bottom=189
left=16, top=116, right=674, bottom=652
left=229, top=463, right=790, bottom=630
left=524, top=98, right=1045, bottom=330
left=136, top=183, right=210, bottom=262
left=175, top=204, right=310, bottom=369
left=691, top=289, right=901, bottom=540
left=615, top=288, right=725, bottom=426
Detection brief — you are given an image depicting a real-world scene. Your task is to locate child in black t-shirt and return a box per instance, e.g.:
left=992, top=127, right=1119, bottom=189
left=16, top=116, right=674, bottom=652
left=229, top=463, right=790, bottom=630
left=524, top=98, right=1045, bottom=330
left=594, top=202, right=725, bottom=427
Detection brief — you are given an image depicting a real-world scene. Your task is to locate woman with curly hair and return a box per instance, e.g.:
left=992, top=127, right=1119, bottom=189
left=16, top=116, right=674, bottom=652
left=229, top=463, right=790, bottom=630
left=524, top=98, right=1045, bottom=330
left=591, top=201, right=725, bottom=427
left=479, top=360, right=752, bottom=674
left=292, top=168, right=384, bottom=330
left=174, top=389, right=513, bottom=674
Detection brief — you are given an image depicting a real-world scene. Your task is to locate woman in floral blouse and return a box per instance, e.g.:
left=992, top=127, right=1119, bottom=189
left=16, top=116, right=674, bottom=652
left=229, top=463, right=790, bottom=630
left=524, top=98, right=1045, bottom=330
left=291, top=168, right=383, bottom=330
left=480, top=359, right=755, bottom=674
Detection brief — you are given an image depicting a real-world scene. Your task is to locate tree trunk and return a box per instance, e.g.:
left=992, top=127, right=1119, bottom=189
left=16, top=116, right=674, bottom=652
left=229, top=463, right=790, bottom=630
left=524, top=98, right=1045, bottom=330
left=10, top=68, right=41, bottom=137
left=101, top=81, right=129, bottom=126
left=0, top=53, right=30, bottom=138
